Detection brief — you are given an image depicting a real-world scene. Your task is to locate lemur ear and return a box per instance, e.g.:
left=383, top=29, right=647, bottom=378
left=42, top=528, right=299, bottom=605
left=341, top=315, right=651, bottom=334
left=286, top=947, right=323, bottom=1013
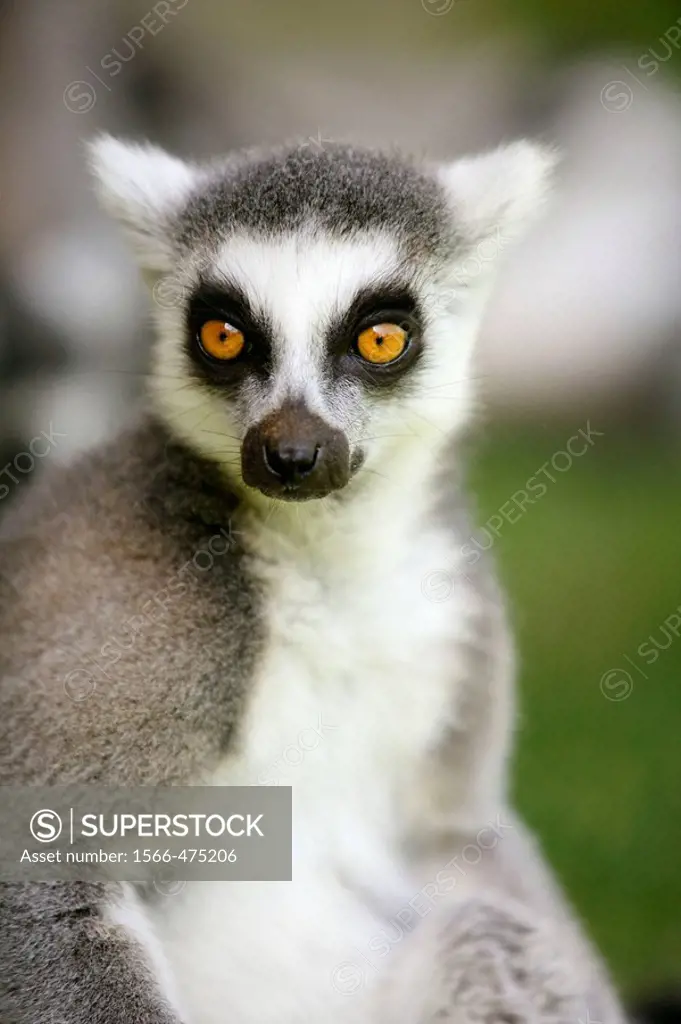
left=437, top=141, right=559, bottom=251
left=87, top=135, right=197, bottom=272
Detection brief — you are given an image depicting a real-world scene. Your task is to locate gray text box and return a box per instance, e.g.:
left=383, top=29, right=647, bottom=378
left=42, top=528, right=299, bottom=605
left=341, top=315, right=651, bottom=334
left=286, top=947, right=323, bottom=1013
left=0, top=786, right=292, bottom=882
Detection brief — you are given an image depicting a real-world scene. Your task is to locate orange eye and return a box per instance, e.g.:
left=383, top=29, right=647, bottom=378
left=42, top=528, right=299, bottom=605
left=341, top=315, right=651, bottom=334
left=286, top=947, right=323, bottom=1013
left=356, top=323, right=408, bottom=365
left=199, top=320, right=245, bottom=361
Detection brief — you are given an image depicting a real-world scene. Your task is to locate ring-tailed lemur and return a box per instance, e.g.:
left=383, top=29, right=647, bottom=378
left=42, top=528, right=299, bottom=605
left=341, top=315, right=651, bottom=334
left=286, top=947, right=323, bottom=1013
left=0, top=136, right=625, bottom=1024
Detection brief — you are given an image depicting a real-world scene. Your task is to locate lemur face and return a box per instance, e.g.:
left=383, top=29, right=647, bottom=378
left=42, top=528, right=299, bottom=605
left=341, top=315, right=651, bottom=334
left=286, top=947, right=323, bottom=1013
left=164, top=231, right=451, bottom=502
left=175, top=233, right=429, bottom=501
left=90, top=138, right=556, bottom=504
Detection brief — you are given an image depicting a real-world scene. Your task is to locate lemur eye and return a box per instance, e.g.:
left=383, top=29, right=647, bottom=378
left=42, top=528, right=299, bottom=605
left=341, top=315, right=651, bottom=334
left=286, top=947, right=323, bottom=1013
left=356, top=323, right=408, bottom=365
left=198, top=320, right=245, bottom=361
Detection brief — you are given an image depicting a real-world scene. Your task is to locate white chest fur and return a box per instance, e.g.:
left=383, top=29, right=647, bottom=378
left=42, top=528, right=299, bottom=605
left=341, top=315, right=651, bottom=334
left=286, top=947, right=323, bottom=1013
left=152, top=489, right=472, bottom=1024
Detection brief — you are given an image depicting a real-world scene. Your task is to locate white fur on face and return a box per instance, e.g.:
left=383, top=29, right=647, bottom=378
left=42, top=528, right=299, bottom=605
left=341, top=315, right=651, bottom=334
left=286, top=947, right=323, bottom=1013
left=150, top=228, right=485, bottom=498
left=211, top=231, right=403, bottom=430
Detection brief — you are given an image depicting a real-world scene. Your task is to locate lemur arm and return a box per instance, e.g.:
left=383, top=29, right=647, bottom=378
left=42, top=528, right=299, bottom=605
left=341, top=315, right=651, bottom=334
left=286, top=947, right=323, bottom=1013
left=0, top=881, right=185, bottom=1024
left=384, top=814, right=625, bottom=1024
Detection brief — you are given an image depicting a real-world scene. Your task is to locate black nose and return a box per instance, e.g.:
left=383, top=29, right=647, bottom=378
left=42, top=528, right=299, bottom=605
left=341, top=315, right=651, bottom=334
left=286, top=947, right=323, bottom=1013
left=241, top=402, right=350, bottom=500
left=263, top=440, right=320, bottom=484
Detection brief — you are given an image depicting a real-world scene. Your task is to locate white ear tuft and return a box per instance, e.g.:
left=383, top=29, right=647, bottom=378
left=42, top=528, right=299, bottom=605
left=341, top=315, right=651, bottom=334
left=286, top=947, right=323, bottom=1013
left=438, top=140, right=559, bottom=251
left=87, top=134, right=197, bottom=272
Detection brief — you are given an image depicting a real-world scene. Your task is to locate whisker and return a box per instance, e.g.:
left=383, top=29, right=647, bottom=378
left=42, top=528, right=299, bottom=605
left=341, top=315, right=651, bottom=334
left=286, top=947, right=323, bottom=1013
left=169, top=397, right=214, bottom=419
left=57, top=368, right=195, bottom=382
left=400, top=407, right=446, bottom=438
left=154, top=382, right=201, bottom=395
left=199, top=429, right=243, bottom=441
left=418, top=374, right=490, bottom=392
left=360, top=467, right=390, bottom=482
left=356, top=433, right=416, bottom=443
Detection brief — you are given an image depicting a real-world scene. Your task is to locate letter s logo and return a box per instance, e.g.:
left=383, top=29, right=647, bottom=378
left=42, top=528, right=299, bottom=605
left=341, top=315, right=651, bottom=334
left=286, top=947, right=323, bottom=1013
left=30, top=809, right=63, bottom=843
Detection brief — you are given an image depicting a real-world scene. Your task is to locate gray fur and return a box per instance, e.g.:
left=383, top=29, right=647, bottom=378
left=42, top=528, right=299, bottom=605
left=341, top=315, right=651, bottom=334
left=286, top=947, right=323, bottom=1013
left=379, top=818, right=625, bottom=1024
left=0, top=418, right=260, bottom=787
left=0, top=418, right=263, bottom=1023
left=177, top=142, right=456, bottom=259
left=1, top=881, right=180, bottom=1024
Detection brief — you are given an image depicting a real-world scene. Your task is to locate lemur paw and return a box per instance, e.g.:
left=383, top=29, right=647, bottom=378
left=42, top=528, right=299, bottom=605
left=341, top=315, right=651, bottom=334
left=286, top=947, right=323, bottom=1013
left=381, top=897, right=600, bottom=1024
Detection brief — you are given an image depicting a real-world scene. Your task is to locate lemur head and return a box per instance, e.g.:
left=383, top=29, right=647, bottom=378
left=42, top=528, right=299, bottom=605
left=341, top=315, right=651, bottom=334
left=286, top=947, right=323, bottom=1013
left=89, top=136, right=556, bottom=504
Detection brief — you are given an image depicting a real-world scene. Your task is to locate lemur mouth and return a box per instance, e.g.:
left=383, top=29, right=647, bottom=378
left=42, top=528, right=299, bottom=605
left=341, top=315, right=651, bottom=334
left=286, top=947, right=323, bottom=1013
left=241, top=402, right=351, bottom=502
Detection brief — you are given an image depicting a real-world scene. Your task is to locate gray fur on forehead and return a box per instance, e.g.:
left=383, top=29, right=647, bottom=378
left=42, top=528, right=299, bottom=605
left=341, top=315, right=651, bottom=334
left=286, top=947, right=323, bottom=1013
left=177, top=142, right=454, bottom=257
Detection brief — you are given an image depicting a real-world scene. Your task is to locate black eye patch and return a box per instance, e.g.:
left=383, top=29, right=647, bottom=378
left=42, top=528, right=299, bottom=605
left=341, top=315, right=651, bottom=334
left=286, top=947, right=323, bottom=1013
left=185, top=282, right=274, bottom=384
left=326, top=282, right=425, bottom=389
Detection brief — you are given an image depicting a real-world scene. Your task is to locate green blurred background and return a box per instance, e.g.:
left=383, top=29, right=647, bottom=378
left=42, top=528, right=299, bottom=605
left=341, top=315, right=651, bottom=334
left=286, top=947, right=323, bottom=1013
left=473, top=425, right=681, bottom=996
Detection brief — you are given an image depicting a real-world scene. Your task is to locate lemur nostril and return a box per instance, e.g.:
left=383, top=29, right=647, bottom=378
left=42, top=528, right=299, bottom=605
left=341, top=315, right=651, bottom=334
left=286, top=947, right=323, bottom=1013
left=242, top=402, right=349, bottom=498
left=263, top=441, right=320, bottom=483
